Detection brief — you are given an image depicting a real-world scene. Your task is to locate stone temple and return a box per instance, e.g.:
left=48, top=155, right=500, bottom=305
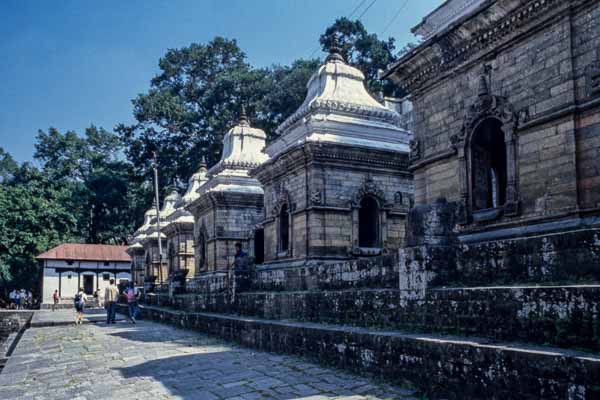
left=252, top=49, right=412, bottom=269
left=127, top=1, right=600, bottom=398
left=186, top=110, right=268, bottom=274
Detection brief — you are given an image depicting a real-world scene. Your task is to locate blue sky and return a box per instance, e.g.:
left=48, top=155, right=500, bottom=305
left=0, top=0, right=442, bottom=163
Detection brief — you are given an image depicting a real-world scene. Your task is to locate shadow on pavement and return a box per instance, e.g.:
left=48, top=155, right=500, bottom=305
left=115, top=350, right=398, bottom=400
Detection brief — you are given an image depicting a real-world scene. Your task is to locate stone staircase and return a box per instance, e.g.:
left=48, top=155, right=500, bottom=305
left=140, top=252, right=600, bottom=399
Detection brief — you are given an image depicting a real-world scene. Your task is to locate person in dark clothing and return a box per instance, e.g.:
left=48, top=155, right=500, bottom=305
left=234, top=242, right=248, bottom=262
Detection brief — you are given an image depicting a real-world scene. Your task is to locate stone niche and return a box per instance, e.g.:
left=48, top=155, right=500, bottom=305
left=187, top=111, right=268, bottom=274
left=252, top=50, right=413, bottom=269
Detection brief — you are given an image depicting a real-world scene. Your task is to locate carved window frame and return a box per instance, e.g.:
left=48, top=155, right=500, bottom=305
left=195, top=223, right=208, bottom=274
left=272, top=189, right=292, bottom=259
left=167, top=241, right=176, bottom=276
left=350, top=177, right=388, bottom=256
left=453, top=94, right=520, bottom=225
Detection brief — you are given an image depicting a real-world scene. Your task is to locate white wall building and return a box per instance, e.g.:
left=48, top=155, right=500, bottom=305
left=37, top=243, right=131, bottom=304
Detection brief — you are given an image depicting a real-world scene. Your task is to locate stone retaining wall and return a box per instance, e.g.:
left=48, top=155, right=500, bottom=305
left=455, top=227, right=600, bottom=285
left=151, top=284, right=600, bottom=352
left=130, top=304, right=600, bottom=400
left=253, top=254, right=400, bottom=291
left=0, top=311, right=33, bottom=343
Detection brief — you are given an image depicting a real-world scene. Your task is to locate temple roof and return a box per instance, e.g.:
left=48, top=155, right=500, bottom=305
left=162, top=164, right=210, bottom=231
left=37, top=243, right=131, bottom=263
left=190, top=110, right=267, bottom=200
left=181, top=160, right=209, bottom=205
left=208, top=108, right=269, bottom=177
left=267, top=50, right=410, bottom=157
left=412, top=0, right=487, bottom=41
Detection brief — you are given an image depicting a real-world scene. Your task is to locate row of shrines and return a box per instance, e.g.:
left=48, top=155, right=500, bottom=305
left=127, top=49, right=414, bottom=287
left=129, top=0, right=600, bottom=290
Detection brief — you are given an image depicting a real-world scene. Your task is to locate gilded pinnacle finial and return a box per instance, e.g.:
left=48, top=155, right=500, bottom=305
left=326, top=36, right=345, bottom=63
left=239, top=104, right=250, bottom=127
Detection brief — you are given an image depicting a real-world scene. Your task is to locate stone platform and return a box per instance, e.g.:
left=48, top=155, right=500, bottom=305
left=131, top=304, right=600, bottom=399
left=147, top=284, right=600, bottom=352
left=0, top=317, right=418, bottom=399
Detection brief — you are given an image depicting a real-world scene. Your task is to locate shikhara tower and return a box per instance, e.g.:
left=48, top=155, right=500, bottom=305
left=252, top=48, right=413, bottom=269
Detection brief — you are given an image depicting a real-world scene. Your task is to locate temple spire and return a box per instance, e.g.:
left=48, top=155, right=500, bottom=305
left=239, top=104, right=250, bottom=127
left=326, top=36, right=345, bottom=63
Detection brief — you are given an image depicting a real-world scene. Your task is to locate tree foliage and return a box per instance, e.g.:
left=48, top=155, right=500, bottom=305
left=0, top=164, right=77, bottom=296
left=34, top=126, right=143, bottom=244
left=0, top=147, right=18, bottom=183
left=118, top=37, right=320, bottom=191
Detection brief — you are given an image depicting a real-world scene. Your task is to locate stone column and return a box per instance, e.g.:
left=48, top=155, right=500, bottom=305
left=502, top=125, right=519, bottom=216
left=457, top=146, right=469, bottom=224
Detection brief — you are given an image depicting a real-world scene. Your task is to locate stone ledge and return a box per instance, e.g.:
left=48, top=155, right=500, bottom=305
left=154, top=284, right=600, bottom=352
left=129, top=304, right=600, bottom=399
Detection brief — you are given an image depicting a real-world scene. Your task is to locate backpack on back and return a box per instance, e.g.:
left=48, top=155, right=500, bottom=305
left=74, top=293, right=81, bottom=305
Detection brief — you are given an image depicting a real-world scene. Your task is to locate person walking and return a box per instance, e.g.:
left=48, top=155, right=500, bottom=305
left=8, top=290, right=16, bottom=309
left=15, top=289, right=22, bottom=310
left=52, top=290, right=59, bottom=311
left=74, top=288, right=87, bottom=325
left=125, top=284, right=138, bottom=324
left=26, top=291, right=32, bottom=309
left=104, top=279, right=118, bottom=324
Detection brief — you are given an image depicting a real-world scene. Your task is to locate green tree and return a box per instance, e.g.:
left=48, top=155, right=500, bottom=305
left=0, top=163, right=77, bottom=296
left=319, top=17, right=399, bottom=96
left=117, top=36, right=319, bottom=192
left=34, top=126, right=139, bottom=244
left=0, top=147, right=19, bottom=183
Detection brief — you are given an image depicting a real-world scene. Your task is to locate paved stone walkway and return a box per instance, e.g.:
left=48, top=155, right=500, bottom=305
left=30, top=308, right=126, bottom=327
left=0, top=319, right=419, bottom=400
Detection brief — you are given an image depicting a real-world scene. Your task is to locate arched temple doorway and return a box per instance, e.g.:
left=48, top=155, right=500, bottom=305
left=254, top=228, right=264, bottom=264
left=279, top=204, right=290, bottom=253
left=358, top=196, right=380, bottom=248
left=470, top=118, right=507, bottom=211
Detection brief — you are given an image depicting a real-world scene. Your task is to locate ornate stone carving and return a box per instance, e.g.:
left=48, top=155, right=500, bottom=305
left=455, top=69, right=520, bottom=224
left=460, top=70, right=517, bottom=144
left=351, top=176, right=386, bottom=207
left=394, top=191, right=403, bottom=205
left=585, top=60, right=600, bottom=98
left=310, top=189, right=322, bottom=205
left=271, top=184, right=291, bottom=217
left=393, top=0, right=560, bottom=92
left=277, top=99, right=401, bottom=134
left=409, top=139, right=421, bottom=162
left=517, top=108, right=530, bottom=128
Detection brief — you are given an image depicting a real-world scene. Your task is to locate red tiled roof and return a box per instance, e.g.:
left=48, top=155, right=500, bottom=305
left=36, top=243, right=131, bottom=262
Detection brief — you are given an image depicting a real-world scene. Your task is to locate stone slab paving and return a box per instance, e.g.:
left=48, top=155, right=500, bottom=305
left=31, top=308, right=127, bottom=327
left=0, top=319, right=419, bottom=400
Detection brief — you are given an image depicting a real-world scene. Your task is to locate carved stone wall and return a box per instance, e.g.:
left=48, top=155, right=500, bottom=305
left=189, top=193, right=263, bottom=273
left=142, top=240, right=168, bottom=285
left=164, top=228, right=195, bottom=278
left=254, top=142, right=412, bottom=267
left=388, top=0, right=600, bottom=232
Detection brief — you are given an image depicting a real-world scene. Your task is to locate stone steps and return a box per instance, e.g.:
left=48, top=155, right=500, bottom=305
left=129, top=303, right=600, bottom=400
left=154, top=284, right=600, bottom=352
